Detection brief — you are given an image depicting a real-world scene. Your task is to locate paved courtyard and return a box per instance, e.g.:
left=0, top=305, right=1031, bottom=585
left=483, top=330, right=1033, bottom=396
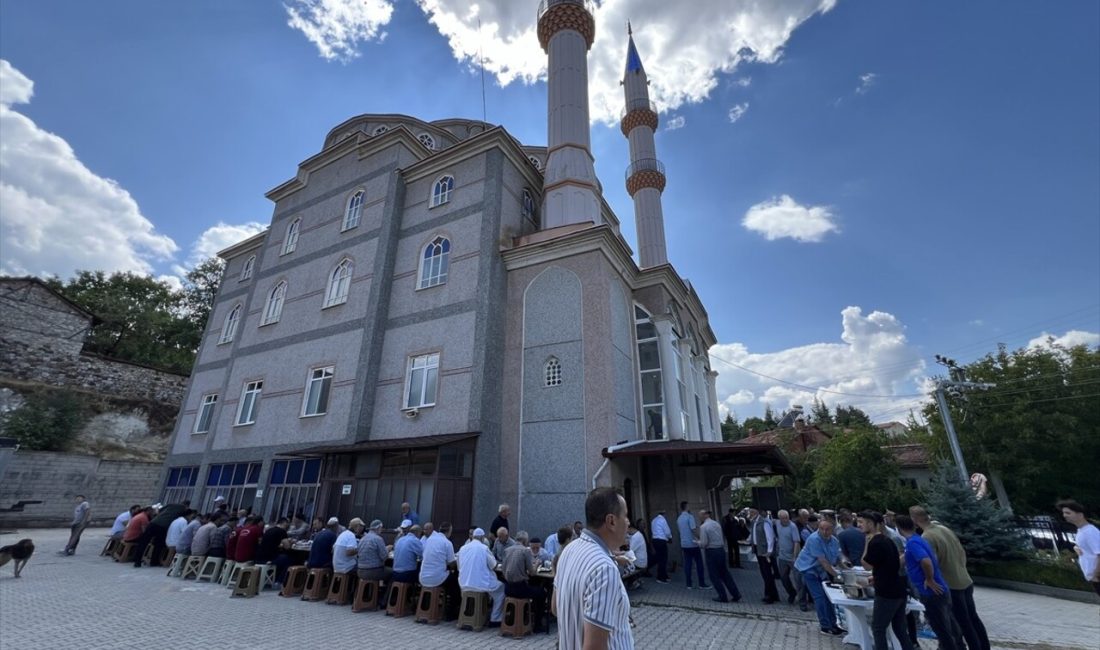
left=1, top=528, right=1095, bottom=650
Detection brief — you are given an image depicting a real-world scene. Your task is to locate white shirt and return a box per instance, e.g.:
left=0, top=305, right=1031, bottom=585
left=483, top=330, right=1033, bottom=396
left=650, top=515, right=672, bottom=541
left=544, top=532, right=561, bottom=557
left=165, top=516, right=188, bottom=547
left=750, top=515, right=775, bottom=555
left=111, top=511, right=131, bottom=536
left=554, top=530, right=634, bottom=650
left=457, top=538, right=500, bottom=592
left=629, top=531, right=648, bottom=568
left=1075, top=522, right=1100, bottom=581
left=333, top=530, right=358, bottom=573
left=420, top=531, right=456, bottom=588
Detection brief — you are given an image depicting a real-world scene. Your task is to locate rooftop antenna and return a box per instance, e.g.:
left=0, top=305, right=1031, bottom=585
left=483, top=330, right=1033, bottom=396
left=478, top=17, right=487, bottom=124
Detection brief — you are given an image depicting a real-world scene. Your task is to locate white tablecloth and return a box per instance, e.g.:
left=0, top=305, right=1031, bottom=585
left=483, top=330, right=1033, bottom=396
left=823, top=584, right=924, bottom=650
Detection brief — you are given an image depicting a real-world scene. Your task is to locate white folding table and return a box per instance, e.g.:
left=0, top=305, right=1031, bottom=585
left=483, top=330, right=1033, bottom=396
left=823, top=584, right=924, bottom=650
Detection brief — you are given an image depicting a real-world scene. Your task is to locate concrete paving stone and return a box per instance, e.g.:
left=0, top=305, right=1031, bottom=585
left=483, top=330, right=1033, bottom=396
left=1, top=529, right=1095, bottom=650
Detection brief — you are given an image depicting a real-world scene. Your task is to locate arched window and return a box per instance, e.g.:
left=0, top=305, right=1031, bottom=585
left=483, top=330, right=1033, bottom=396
left=431, top=175, right=454, bottom=207
left=240, top=255, right=255, bottom=281
left=372, top=125, right=388, bottom=135
left=522, top=189, right=537, bottom=223
left=635, top=305, right=665, bottom=440
left=418, top=132, right=436, bottom=150
left=528, top=155, right=542, bottom=171
left=219, top=304, right=242, bottom=344
left=545, top=357, right=562, bottom=387
left=325, top=259, right=352, bottom=307
left=282, top=218, right=301, bottom=255
left=418, top=236, right=450, bottom=289
left=261, top=281, right=287, bottom=325
left=343, top=190, right=363, bottom=231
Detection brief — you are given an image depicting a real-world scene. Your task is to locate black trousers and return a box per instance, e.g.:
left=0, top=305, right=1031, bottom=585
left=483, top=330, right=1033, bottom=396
left=704, top=548, right=741, bottom=601
left=505, top=581, right=547, bottom=630
left=919, top=592, right=963, bottom=650
left=871, top=595, right=914, bottom=650
left=756, top=554, right=779, bottom=601
left=725, top=536, right=740, bottom=568
left=652, top=539, right=669, bottom=580
left=133, top=522, right=168, bottom=567
left=951, top=584, right=990, bottom=650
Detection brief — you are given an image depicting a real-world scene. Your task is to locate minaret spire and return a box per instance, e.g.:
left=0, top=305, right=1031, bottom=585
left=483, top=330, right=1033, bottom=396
left=621, top=26, right=668, bottom=268
left=537, top=0, right=602, bottom=230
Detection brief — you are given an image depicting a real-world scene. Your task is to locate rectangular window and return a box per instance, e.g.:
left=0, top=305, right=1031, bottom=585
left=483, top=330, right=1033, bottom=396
left=302, top=367, right=334, bottom=416
left=404, top=353, right=440, bottom=409
left=265, top=459, right=322, bottom=522
left=200, top=462, right=261, bottom=513
left=161, top=466, right=199, bottom=505
left=194, top=394, right=218, bottom=434
left=236, top=380, right=263, bottom=425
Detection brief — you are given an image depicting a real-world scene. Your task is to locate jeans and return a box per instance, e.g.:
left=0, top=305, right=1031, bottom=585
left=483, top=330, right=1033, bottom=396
left=652, top=539, right=670, bottom=580
left=777, top=557, right=798, bottom=600
left=681, top=547, right=706, bottom=587
left=919, top=591, right=963, bottom=650
left=871, top=595, right=914, bottom=650
left=756, top=554, right=779, bottom=601
left=703, top=548, right=741, bottom=601
left=801, top=570, right=838, bottom=631
left=951, top=584, right=990, bottom=650
left=64, top=523, right=87, bottom=554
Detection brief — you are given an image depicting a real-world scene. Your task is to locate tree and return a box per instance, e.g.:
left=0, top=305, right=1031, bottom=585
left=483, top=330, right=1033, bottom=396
left=763, top=404, right=777, bottom=429
left=741, top=416, right=768, bottom=435
left=811, top=428, right=913, bottom=511
left=811, top=398, right=833, bottom=425
left=921, top=341, right=1100, bottom=515
left=835, top=404, right=872, bottom=428
left=921, top=465, right=1026, bottom=560
left=1, top=391, right=86, bottom=451
left=180, top=257, right=224, bottom=327
left=720, top=413, right=744, bottom=442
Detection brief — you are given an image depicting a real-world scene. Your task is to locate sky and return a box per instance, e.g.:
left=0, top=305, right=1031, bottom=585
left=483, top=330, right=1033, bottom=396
left=2, top=0, right=1098, bottom=424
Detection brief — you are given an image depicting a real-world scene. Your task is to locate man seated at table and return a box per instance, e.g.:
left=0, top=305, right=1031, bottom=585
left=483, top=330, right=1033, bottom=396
left=165, top=509, right=191, bottom=553
left=627, top=521, right=648, bottom=576
left=176, top=511, right=203, bottom=556
left=234, top=516, right=265, bottom=564
left=492, top=527, right=516, bottom=563
left=334, top=517, right=363, bottom=587
left=356, top=519, right=388, bottom=604
left=206, top=514, right=231, bottom=558
left=286, top=515, right=309, bottom=541
left=530, top=537, right=552, bottom=565
left=111, top=505, right=140, bottom=541
left=458, top=527, right=505, bottom=627
left=123, top=506, right=154, bottom=544
left=255, top=517, right=291, bottom=585
left=502, top=532, right=548, bottom=633
left=420, top=522, right=459, bottom=619
left=392, top=524, right=423, bottom=584
left=191, top=514, right=219, bottom=559
left=794, top=518, right=844, bottom=636
left=860, top=510, right=915, bottom=650
left=308, top=518, right=339, bottom=569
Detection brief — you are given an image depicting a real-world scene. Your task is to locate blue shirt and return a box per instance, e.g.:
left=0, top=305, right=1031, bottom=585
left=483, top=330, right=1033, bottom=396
left=904, top=533, right=949, bottom=597
left=308, top=529, right=337, bottom=568
left=393, top=534, right=424, bottom=572
left=837, top=527, right=866, bottom=563
left=676, top=511, right=698, bottom=549
left=402, top=510, right=420, bottom=525
left=794, top=531, right=840, bottom=578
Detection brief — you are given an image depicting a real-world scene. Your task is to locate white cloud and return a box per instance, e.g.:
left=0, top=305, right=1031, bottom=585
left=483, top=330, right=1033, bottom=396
left=856, top=71, right=876, bottom=94
left=664, top=115, right=686, bottom=131
left=710, top=306, right=928, bottom=422
left=285, top=0, right=394, bottom=62
left=735, top=76, right=752, bottom=87
left=1027, top=330, right=1100, bottom=350
left=727, top=102, right=750, bottom=123
left=0, top=60, right=178, bottom=279
left=410, top=0, right=835, bottom=124
left=968, top=319, right=985, bottom=327
left=188, top=221, right=266, bottom=266
left=741, top=194, right=838, bottom=243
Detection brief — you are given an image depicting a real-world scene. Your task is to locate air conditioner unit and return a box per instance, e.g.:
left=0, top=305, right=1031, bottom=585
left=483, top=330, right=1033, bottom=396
left=404, top=408, right=419, bottom=419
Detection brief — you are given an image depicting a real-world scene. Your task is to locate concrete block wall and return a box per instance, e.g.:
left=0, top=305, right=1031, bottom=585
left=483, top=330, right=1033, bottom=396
left=0, top=450, right=161, bottom=528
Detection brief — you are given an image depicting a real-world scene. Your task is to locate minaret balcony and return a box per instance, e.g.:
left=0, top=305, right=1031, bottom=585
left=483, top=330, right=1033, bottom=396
left=625, top=158, right=666, bottom=195
left=620, top=99, right=659, bottom=136
left=537, top=0, right=596, bottom=51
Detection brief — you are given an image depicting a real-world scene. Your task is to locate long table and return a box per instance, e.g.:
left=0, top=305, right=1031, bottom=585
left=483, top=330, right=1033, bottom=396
left=823, top=584, right=924, bottom=650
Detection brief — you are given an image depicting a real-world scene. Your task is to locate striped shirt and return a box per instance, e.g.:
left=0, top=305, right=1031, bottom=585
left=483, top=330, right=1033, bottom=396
left=554, top=529, right=634, bottom=650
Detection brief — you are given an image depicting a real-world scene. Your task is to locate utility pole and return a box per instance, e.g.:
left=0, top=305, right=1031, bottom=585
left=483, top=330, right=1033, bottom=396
left=932, top=355, right=995, bottom=485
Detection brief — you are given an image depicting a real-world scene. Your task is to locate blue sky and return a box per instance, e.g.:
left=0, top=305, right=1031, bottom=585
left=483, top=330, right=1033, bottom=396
left=2, top=0, right=1097, bottom=421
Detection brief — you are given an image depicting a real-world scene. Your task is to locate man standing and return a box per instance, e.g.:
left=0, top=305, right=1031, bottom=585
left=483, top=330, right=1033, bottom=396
left=699, top=509, right=741, bottom=603
left=897, top=515, right=963, bottom=650
left=420, top=522, right=459, bottom=619
left=677, top=502, right=707, bottom=589
left=774, top=509, right=801, bottom=604
left=859, top=511, right=914, bottom=650
left=650, top=510, right=672, bottom=583
left=1059, top=500, right=1100, bottom=599
left=490, top=504, right=511, bottom=536
left=721, top=508, right=744, bottom=568
left=794, top=518, right=844, bottom=636
left=837, top=512, right=866, bottom=567
left=910, top=506, right=990, bottom=650
left=400, top=502, right=420, bottom=525
left=749, top=507, right=778, bottom=604
left=458, top=527, right=505, bottom=627
left=61, top=494, right=91, bottom=556
left=554, top=487, right=634, bottom=649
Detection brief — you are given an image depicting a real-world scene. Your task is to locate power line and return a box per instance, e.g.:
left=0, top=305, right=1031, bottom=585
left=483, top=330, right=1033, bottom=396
left=708, top=353, right=925, bottom=399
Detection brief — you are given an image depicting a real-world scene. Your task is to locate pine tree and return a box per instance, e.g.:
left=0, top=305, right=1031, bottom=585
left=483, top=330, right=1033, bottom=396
left=811, top=398, right=833, bottom=425
left=763, top=404, right=776, bottom=429
left=921, top=465, right=1026, bottom=560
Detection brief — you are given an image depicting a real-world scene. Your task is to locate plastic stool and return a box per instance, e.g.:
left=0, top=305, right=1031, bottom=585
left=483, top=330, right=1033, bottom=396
left=166, top=552, right=189, bottom=577
left=232, top=566, right=261, bottom=597
left=161, top=547, right=176, bottom=568
left=140, top=544, right=156, bottom=566
left=326, top=571, right=355, bottom=605
left=281, top=566, right=307, bottom=597
left=218, top=560, right=237, bottom=586
left=352, top=579, right=382, bottom=612
left=114, top=541, right=136, bottom=563
left=301, top=568, right=332, bottom=602
left=180, top=555, right=204, bottom=579
left=255, top=563, right=278, bottom=590
left=196, top=557, right=224, bottom=582
left=386, top=581, right=415, bottom=618
left=226, top=561, right=252, bottom=588
left=101, top=537, right=119, bottom=557
left=501, top=597, right=533, bottom=638
left=415, top=585, right=445, bottom=624
left=456, top=591, right=490, bottom=631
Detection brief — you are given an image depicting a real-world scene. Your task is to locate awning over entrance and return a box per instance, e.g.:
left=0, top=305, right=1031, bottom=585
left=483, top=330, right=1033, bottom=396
left=602, top=440, right=793, bottom=476
left=277, top=432, right=479, bottom=457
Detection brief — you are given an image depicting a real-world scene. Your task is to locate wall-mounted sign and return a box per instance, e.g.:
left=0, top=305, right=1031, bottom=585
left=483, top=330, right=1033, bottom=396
left=341, top=484, right=352, bottom=495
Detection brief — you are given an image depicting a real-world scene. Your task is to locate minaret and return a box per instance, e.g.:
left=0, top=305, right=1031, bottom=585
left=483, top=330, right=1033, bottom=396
left=621, top=25, right=668, bottom=268
left=537, top=0, right=602, bottom=229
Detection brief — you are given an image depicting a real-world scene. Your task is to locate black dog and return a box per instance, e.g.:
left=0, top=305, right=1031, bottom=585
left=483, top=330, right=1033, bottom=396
left=0, top=539, right=35, bottom=578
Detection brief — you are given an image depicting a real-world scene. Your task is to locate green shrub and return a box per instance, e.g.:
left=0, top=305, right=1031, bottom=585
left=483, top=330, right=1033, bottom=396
left=1, top=391, right=86, bottom=451
left=969, top=559, right=1091, bottom=592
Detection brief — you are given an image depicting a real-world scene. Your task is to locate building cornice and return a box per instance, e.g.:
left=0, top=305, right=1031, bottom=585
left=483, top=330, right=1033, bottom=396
left=397, top=126, right=545, bottom=191
left=216, top=230, right=267, bottom=260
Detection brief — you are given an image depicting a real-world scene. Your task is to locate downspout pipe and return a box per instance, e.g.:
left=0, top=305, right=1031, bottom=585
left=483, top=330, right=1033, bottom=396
left=593, top=439, right=648, bottom=490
